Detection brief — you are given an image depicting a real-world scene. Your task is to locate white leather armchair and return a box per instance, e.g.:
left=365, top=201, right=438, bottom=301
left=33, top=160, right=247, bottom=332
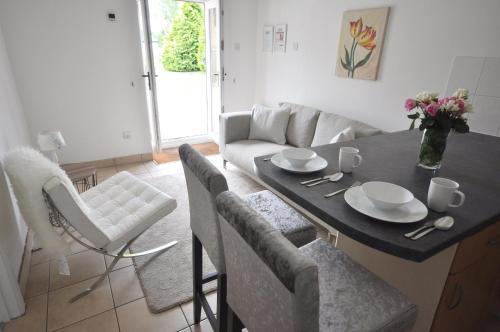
left=43, top=171, right=178, bottom=302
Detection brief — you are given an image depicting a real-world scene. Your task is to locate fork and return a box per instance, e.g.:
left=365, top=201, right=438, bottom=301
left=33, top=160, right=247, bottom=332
left=324, top=181, right=362, bottom=198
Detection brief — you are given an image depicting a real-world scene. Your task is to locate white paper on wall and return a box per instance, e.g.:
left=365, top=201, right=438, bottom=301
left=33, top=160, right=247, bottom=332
left=263, top=25, right=273, bottom=52
left=273, top=24, right=287, bottom=53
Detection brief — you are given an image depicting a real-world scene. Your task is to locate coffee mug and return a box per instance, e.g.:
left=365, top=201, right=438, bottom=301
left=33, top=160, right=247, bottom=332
left=427, top=177, right=465, bottom=212
left=339, top=147, right=362, bottom=173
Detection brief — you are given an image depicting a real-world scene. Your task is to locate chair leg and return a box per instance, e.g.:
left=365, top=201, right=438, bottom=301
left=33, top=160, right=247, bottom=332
left=193, top=234, right=203, bottom=324
left=223, top=159, right=227, bottom=169
left=227, top=306, right=244, bottom=332
left=217, top=274, right=228, bottom=332
left=69, top=240, right=129, bottom=303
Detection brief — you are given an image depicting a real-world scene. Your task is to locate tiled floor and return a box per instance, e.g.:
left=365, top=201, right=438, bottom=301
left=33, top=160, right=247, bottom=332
left=5, top=156, right=223, bottom=332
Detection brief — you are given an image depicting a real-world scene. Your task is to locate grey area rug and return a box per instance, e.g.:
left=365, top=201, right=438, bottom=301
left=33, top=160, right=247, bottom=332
left=130, top=161, right=263, bottom=313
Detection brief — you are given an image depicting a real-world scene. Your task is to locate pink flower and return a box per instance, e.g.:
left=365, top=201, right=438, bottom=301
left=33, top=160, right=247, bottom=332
left=456, top=100, right=465, bottom=111
left=425, top=103, right=440, bottom=117
left=438, top=97, right=448, bottom=106
left=404, top=98, right=416, bottom=111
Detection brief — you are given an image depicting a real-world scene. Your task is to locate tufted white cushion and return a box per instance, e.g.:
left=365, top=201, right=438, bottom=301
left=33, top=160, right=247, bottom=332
left=79, top=172, right=177, bottom=251
left=45, top=171, right=177, bottom=253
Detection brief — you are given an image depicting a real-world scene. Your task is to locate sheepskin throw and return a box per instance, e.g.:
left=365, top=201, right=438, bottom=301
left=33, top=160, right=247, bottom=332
left=3, top=147, right=72, bottom=266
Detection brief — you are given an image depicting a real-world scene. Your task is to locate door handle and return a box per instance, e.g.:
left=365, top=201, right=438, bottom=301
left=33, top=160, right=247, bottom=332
left=142, top=72, right=158, bottom=90
left=447, top=284, right=463, bottom=310
left=142, top=72, right=151, bottom=90
left=488, top=236, right=500, bottom=246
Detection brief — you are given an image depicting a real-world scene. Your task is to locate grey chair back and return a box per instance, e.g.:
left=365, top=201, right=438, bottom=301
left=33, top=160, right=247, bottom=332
left=216, top=191, right=319, bottom=332
left=179, top=144, right=228, bottom=273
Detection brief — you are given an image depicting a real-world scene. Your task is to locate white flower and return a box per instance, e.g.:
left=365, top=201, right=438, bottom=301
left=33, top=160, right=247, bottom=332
left=453, top=88, right=469, bottom=100
left=416, top=91, right=439, bottom=102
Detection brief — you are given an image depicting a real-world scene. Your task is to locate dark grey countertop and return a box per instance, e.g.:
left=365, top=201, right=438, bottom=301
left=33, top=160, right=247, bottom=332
left=254, top=130, right=500, bottom=262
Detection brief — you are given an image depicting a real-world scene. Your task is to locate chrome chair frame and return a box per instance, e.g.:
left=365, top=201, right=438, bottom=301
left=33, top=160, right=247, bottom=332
left=42, top=189, right=178, bottom=303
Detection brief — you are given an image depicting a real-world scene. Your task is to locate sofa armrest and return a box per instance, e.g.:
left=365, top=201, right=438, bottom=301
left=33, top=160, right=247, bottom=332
left=219, top=111, right=252, bottom=155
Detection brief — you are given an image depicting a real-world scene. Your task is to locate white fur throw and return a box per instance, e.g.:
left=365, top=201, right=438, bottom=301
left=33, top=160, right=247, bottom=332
left=3, top=147, right=72, bottom=266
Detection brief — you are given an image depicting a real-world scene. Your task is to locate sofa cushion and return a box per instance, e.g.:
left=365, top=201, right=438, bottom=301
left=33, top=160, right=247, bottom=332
left=279, top=102, right=320, bottom=148
left=248, top=104, right=291, bottom=144
left=223, top=140, right=293, bottom=175
left=311, top=112, right=382, bottom=147
left=329, top=126, right=355, bottom=143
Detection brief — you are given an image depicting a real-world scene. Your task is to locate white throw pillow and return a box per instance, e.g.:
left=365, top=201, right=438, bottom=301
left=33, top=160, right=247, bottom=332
left=330, top=126, right=355, bottom=143
left=279, top=102, right=320, bottom=148
left=248, top=104, right=291, bottom=144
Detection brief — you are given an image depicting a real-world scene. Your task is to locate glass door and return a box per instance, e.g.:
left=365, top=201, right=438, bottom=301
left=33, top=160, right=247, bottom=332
left=138, top=0, right=222, bottom=148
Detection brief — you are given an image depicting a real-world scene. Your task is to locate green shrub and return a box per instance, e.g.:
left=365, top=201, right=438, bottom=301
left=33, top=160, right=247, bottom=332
left=162, top=2, right=205, bottom=72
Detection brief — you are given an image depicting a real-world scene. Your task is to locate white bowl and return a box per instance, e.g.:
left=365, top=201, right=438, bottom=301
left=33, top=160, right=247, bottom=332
left=362, top=181, right=414, bottom=211
left=281, top=148, right=317, bottom=168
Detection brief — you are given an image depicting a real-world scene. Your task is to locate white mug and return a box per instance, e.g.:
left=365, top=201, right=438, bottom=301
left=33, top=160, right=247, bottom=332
left=427, top=177, right=466, bottom=212
left=339, top=147, right=362, bottom=173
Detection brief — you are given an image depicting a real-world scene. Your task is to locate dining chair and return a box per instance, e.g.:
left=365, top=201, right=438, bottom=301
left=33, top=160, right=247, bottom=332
left=179, top=144, right=316, bottom=332
left=216, top=191, right=418, bottom=332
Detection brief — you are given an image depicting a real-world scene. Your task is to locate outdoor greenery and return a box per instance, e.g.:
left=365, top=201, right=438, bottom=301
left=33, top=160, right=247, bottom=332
left=161, top=2, right=205, bottom=72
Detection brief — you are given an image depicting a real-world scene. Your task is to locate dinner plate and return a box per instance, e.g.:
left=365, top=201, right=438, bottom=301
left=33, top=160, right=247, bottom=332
left=271, top=153, right=328, bottom=174
left=344, top=186, right=428, bottom=223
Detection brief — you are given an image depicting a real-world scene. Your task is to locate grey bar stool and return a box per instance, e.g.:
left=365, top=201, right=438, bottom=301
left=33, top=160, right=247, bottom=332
left=179, top=144, right=317, bottom=331
left=216, top=191, right=418, bottom=332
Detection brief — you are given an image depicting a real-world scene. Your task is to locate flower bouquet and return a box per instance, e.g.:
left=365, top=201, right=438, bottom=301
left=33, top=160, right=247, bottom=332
left=405, top=89, right=472, bottom=169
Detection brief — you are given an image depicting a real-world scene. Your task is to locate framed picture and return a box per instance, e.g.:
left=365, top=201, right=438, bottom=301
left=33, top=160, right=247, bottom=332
left=274, top=24, right=287, bottom=53
left=335, top=7, right=390, bottom=80
left=263, top=25, right=274, bottom=52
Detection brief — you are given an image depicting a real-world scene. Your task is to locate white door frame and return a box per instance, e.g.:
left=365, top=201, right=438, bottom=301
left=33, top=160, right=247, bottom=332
left=204, top=0, right=223, bottom=143
left=137, top=0, right=162, bottom=153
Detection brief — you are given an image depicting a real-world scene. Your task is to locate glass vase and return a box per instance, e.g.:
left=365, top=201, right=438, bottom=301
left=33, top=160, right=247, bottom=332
left=418, top=128, right=449, bottom=170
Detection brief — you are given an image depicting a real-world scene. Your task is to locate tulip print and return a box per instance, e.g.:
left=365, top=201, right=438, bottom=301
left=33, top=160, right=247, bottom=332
left=341, top=18, right=377, bottom=78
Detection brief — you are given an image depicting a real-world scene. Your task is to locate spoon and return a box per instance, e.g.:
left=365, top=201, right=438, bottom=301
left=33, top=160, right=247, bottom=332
left=410, top=216, right=454, bottom=240
left=306, top=172, right=344, bottom=187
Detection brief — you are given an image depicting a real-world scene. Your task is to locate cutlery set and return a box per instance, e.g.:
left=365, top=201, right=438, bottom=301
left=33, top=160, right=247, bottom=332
left=404, top=216, right=454, bottom=240
left=300, top=172, right=361, bottom=197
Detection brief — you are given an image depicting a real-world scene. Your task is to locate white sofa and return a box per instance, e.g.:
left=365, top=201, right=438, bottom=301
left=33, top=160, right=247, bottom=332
left=219, top=102, right=383, bottom=175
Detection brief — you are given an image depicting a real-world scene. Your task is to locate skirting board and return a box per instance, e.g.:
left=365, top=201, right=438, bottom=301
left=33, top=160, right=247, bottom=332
left=63, top=153, right=154, bottom=169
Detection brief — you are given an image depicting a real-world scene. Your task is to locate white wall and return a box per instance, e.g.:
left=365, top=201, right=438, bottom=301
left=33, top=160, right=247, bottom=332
left=0, top=0, right=152, bottom=163
left=253, top=0, right=500, bottom=132
left=446, top=56, right=500, bottom=136
left=222, top=0, right=257, bottom=113
left=0, top=23, right=30, bottom=321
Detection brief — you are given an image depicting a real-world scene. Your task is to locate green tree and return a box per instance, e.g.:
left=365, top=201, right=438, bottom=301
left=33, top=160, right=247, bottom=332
left=162, top=2, right=205, bottom=72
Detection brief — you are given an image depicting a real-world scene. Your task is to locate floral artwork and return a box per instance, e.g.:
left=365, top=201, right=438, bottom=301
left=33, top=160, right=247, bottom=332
left=335, top=7, right=389, bottom=80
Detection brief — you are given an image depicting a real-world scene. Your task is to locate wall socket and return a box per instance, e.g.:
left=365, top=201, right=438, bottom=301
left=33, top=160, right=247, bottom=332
left=122, top=131, right=131, bottom=139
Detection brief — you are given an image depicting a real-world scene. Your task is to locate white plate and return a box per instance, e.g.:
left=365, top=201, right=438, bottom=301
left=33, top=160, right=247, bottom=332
left=344, top=186, right=428, bottom=223
left=271, top=153, right=328, bottom=174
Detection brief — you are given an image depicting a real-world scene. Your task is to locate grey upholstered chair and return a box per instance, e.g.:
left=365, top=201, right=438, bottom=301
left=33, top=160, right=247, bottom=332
left=179, top=144, right=316, bottom=332
left=216, top=191, right=418, bottom=332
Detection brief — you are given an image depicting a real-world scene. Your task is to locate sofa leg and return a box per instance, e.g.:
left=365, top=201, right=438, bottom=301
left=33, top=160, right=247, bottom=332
left=223, top=159, right=227, bottom=169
